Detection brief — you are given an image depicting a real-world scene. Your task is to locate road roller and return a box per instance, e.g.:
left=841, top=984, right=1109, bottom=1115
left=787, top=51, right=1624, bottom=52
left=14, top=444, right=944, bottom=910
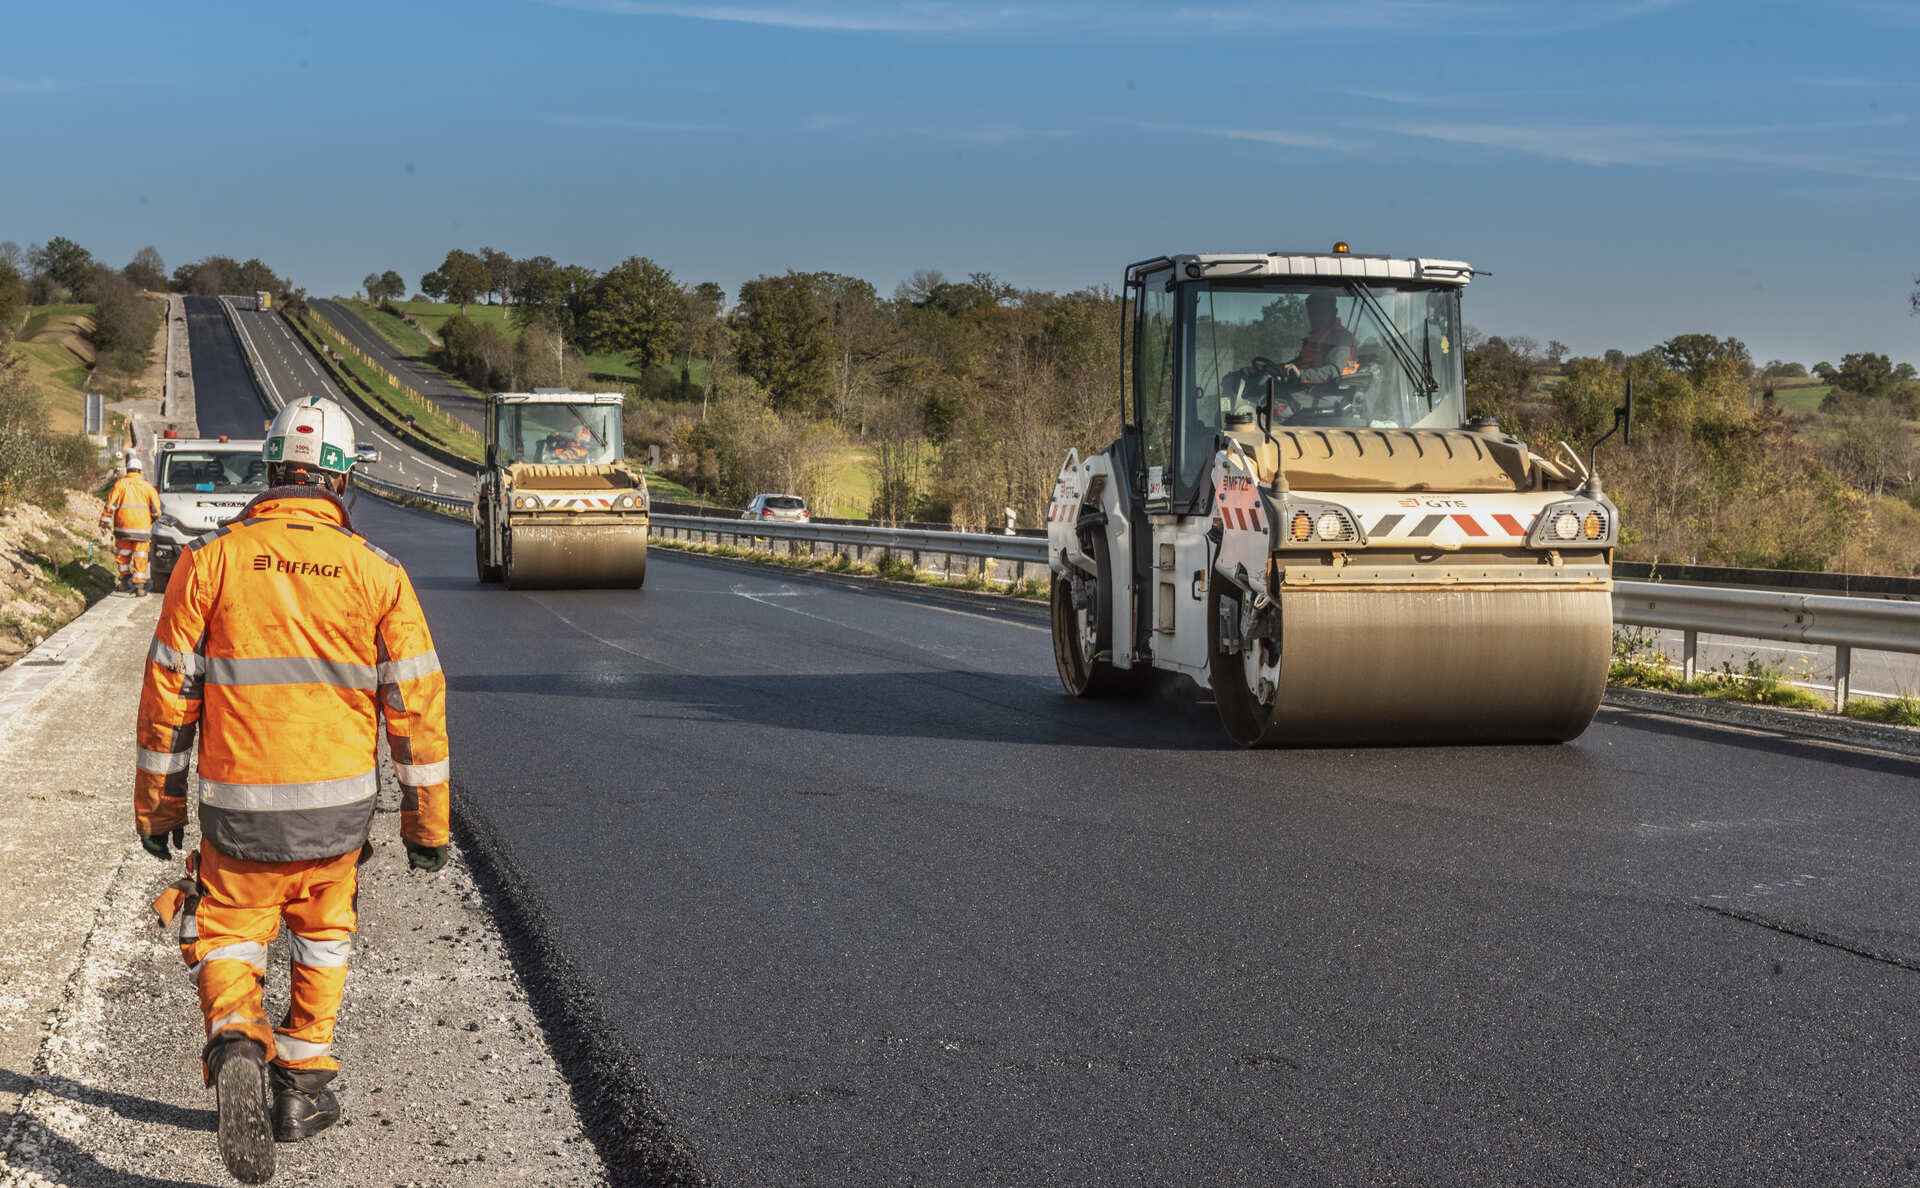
left=1046, top=247, right=1625, bottom=745
left=474, top=390, right=649, bottom=589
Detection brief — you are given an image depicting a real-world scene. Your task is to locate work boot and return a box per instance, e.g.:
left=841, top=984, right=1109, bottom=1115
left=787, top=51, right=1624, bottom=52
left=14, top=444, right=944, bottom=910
left=206, top=1036, right=275, bottom=1184
left=270, top=1064, right=341, bottom=1142
left=117, top=575, right=131, bottom=594
left=132, top=581, right=148, bottom=598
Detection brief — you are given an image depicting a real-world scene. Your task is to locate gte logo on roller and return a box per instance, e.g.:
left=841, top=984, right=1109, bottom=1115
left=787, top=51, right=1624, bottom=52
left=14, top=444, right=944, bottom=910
left=251, top=554, right=344, bottom=578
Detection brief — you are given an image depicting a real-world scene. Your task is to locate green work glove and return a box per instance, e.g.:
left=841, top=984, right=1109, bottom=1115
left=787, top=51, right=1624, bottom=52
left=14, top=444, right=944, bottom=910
left=140, top=826, right=185, bottom=861
left=405, top=842, right=447, bottom=872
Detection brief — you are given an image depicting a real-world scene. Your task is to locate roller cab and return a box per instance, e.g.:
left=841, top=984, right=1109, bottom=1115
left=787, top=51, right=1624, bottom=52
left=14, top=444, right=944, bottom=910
left=1048, top=248, right=1618, bottom=746
left=474, top=391, right=649, bottom=589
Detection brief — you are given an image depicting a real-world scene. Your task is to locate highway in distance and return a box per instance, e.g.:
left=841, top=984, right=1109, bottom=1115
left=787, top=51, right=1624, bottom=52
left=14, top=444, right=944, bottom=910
left=335, top=493, right=1920, bottom=1187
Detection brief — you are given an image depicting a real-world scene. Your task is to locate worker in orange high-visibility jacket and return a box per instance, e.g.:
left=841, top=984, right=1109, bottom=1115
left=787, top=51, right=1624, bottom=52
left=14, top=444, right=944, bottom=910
left=101, top=453, right=163, bottom=596
left=134, top=394, right=450, bottom=1184
left=1281, top=290, right=1360, bottom=384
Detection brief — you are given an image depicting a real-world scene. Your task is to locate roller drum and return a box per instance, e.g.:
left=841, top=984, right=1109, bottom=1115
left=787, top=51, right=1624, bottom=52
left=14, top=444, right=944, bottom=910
left=503, top=521, right=649, bottom=589
left=1248, top=586, right=1610, bottom=745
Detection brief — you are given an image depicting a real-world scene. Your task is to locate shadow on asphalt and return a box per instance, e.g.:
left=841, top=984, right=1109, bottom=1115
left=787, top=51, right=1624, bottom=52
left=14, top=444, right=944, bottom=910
left=448, top=668, right=1237, bottom=750
left=1595, top=707, right=1920, bottom=778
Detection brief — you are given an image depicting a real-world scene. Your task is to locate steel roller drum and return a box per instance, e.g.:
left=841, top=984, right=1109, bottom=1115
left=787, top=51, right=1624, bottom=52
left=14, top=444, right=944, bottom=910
left=1255, top=585, right=1611, bottom=745
left=504, top=522, right=649, bottom=589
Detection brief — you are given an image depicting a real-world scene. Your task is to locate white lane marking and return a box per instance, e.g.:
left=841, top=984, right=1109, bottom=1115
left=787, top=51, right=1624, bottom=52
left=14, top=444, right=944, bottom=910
left=732, top=582, right=1047, bottom=638
left=909, top=602, right=1049, bottom=633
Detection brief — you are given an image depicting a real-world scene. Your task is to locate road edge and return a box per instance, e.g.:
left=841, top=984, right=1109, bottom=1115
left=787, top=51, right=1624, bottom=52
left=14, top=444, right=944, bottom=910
left=448, top=781, right=713, bottom=1187
left=1602, top=687, right=1920, bottom=759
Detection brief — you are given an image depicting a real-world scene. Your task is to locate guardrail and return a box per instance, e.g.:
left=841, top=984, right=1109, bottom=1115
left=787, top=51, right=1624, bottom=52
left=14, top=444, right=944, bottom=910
left=651, top=513, right=1049, bottom=565
left=350, top=479, right=1920, bottom=713
left=219, top=297, right=283, bottom=412
left=1612, top=581, right=1919, bottom=709
left=353, top=471, right=468, bottom=513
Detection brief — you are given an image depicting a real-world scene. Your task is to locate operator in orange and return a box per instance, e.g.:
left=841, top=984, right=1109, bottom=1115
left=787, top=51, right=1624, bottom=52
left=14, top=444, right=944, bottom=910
left=134, top=394, right=450, bottom=1185
left=547, top=423, right=593, bottom=462
left=100, top=452, right=163, bottom=596
left=1281, top=290, right=1360, bottom=384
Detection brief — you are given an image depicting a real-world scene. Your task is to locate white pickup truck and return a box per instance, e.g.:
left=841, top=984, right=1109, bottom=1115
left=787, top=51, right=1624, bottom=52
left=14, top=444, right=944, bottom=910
left=149, top=435, right=267, bottom=586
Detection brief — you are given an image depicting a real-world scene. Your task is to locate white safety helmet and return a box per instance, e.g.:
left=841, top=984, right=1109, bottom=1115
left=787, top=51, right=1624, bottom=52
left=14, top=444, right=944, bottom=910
left=124, top=454, right=143, bottom=471
left=264, top=395, right=356, bottom=477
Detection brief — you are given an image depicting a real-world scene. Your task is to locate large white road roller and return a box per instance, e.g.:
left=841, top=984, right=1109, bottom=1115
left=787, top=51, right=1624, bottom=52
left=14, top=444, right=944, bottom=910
left=474, top=390, right=650, bottom=589
left=1047, top=247, right=1626, bottom=745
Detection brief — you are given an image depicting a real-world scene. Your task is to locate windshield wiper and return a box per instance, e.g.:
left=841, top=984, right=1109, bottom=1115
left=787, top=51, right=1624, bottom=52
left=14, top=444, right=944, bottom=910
left=1345, top=281, right=1438, bottom=402
left=564, top=405, right=606, bottom=446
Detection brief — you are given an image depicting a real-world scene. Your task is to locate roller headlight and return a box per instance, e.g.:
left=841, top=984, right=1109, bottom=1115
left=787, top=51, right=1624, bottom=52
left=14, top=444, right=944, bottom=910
left=1315, top=511, right=1357, bottom=542
left=1530, top=498, right=1617, bottom=548
left=1272, top=498, right=1366, bottom=548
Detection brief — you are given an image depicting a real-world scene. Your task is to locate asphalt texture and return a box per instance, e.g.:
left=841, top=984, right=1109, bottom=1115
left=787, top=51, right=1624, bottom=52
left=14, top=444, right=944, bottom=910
left=346, top=494, right=1920, bottom=1187
left=180, top=296, right=271, bottom=441
left=313, top=298, right=489, bottom=434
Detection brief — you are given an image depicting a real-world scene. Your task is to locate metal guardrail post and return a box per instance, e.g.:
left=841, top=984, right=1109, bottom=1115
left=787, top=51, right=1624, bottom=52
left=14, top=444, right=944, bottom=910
left=1682, top=630, right=1697, bottom=683
left=1834, top=646, right=1851, bottom=712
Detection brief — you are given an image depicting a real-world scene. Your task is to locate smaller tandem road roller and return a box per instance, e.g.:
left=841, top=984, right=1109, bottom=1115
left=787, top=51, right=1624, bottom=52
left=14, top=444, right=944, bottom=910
left=474, top=390, right=650, bottom=589
left=1047, top=246, right=1629, bottom=746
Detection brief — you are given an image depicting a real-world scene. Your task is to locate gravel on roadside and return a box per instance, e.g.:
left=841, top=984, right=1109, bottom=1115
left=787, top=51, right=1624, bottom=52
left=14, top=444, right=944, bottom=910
left=0, top=593, right=610, bottom=1187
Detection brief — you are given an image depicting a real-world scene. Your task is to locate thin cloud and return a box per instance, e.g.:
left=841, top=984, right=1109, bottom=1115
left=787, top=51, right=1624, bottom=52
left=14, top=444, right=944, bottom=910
left=536, top=0, right=1033, bottom=32
left=1345, top=88, right=1442, bottom=106
left=805, top=119, right=1076, bottom=143
left=549, top=114, right=719, bottom=133
left=0, top=79, right=58, bottom=94
left=1384, top=116, right=1920, bottom=182
left=536, top=0, right=1687, bottom=36
left=1142, top=122, right=1345, bottom=150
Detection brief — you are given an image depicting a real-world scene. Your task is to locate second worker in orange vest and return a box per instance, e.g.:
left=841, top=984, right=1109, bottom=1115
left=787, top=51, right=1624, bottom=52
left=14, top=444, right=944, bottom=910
left=101, top=453, right=163, bottom=596
left=135, top=394, right=450, bottom=1184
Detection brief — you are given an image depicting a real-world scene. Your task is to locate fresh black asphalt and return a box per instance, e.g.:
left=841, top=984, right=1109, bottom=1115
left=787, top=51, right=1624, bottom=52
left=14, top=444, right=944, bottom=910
left=336, top=494, right=1920, bottom=1187
left=182, top=295, right=272, bottom=440
left=312, top=298, right=488, bottom=433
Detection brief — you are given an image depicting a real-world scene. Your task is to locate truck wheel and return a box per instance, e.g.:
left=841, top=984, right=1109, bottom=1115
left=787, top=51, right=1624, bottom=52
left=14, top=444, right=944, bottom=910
left=1051, top=522, right=1150, bottom=698
left=475, top=530, right=503, bottom=583
left=1208, top=573, right=1278, bottom=747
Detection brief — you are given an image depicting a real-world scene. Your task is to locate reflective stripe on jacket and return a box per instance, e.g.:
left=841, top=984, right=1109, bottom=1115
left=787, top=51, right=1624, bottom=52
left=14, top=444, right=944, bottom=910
left=135, top=486, right=451, bottom=862
left=102, top=472, right=162, bottom=537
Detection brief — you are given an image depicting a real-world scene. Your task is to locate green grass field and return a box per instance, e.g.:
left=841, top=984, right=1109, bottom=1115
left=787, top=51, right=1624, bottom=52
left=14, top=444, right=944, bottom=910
left=1765, top=383, right=1833, bottom=415
left=336, top=298, right=441, bottom=357
left=383, top=301, right=709, bottom=387
left=13, top=305, right=98, bottom=431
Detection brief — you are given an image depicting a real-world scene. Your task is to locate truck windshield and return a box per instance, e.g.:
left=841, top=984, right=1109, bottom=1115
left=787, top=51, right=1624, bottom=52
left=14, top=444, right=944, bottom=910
left=494, top=403, right=623, bottom=465
left=1186, top=281, right=1464, bottom=431
left=160, top=451, right=268, bottom=493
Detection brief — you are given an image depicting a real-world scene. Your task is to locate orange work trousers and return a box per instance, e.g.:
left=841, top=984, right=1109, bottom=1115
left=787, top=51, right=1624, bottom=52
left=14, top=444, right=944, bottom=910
left=182, top=840, right=359, bottom=1074
left=115, top=537, right=151, bottom=584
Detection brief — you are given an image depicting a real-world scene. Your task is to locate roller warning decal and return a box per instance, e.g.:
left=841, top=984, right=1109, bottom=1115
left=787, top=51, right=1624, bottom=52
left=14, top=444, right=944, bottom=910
left=1214, top=448, right=1271, bottom=588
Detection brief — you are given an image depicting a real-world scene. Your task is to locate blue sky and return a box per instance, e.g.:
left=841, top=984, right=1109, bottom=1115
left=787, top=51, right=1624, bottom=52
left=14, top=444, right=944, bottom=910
left=3, top=0, right=1917, bottom=366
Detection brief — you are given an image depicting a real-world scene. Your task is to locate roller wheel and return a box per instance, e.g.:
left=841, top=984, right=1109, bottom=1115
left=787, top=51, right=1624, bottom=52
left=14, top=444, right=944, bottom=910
left=1051, top=522, right=1151, bottom=698
left=1208, top=572, right=1278, bottom=747
left=475, top=529, right=503, bottom=583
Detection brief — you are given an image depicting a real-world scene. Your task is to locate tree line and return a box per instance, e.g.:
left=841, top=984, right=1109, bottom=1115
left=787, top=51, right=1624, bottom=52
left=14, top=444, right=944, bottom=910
left=1464, top=330, right=1920, bottom=573
left=379, top=245, right=1920, bottom=573
left=389, top=248, right=1119, bottom=528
